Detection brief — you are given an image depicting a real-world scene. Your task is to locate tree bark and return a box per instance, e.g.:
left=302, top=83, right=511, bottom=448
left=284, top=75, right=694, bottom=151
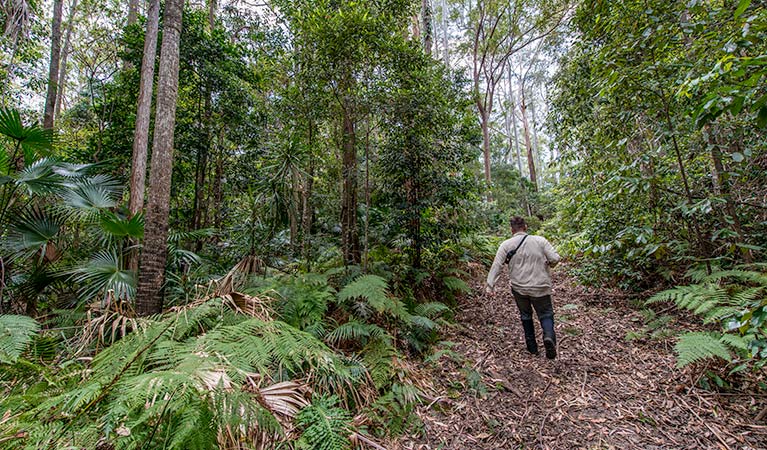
left=520, top=90, right=537, bottom=191
left=129, top=0, right=160, bottom=218
left=529, top=89, right=541, bottom=186
left=208, top=0, right=217, bottom=29
left=441, top=0, right=449, bottom=66
left=340, top=100, right=360, bottom=265
left=127, top=0, right=139, bottom=25
left=43, top=0, right=64, bottom=129
left=55, top=0, right=78, bottom=120
left=422, top=0, right=432, bottom=55
left=301, top=149, right=314, bottom=264
left=135, top=0, right=184, bottom=316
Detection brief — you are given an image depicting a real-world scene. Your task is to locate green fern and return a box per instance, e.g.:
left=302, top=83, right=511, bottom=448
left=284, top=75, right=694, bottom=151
left=296, top=395, right=352, bottom=450
left=441, top=276, right=470, bottom=294
left=337, top=275, right=408, bottom=320
left=325, top=320, right=391, bottom=346
left=675, top=332, right=735, bottom=368
left=0, top=315, right=40, bottom=364
left=650, top=268, right=767, bottom=368
left=1, top=297, right=368, bottom=450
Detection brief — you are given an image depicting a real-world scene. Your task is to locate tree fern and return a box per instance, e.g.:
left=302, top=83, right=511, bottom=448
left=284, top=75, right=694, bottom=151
left=0, top=315, right=39, bottom=363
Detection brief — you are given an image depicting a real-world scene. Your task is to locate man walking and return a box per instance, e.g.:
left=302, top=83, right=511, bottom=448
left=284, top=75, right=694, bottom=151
left=486, top=216, right=561, bottom=359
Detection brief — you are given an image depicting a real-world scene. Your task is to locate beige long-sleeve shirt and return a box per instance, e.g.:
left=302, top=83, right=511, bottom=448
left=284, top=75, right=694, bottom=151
left=486, top=232, right=560, bottom=297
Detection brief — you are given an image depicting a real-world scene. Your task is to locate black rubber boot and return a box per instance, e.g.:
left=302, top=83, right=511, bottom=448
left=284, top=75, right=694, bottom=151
left=521, top=319, right=538, bottom=355
left=540, top=317, right=557, bottom=359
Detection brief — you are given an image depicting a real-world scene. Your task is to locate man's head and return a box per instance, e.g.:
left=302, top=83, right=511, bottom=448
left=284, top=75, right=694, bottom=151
left=510, top=216, right=527, bottom=233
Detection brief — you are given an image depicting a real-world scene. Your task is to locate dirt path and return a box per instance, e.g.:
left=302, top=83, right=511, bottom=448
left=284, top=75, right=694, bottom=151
left=399, top=269, right=767, bottom=449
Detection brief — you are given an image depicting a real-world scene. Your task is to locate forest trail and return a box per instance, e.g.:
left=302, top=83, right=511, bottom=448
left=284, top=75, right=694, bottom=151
left=399, top=268, right=767, bottom=449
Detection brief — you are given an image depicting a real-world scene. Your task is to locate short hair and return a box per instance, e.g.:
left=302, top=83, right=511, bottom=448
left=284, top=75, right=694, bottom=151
left=510, top=216, right=527, bottom=231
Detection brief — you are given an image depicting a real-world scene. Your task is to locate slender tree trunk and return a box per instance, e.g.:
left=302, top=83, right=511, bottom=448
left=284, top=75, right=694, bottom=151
left=213, top=137, right=224, bottom=229
left=707, top=125, right=751, bottom=263
left=289, top=166, right=300, bottom=252
left=507, top=64, right=523, bottom=174
left=129, top=0, right=160, bottom=218
left=55, top=0, right=78, bottom=120
left=340, top=94, right=360, bottom=265
left=127, top=0, right=139, bottom=26
left=479, top=104, right=492, bottom=186
left=441, top=0, right=449, bottom=66
left=43, top=0, right=64, bottom=129
left=422, top=0, right=432, bottom=55
left=662, top=100, right=710, bottom=273
left=127, top=0, right=160, bottom=272
left=301, top=139, right=315, bottom=264
left=208, top=0, right=217, bottom=29
left=529, top=91, right=541, bottom=186
left=135, top=0, right=184, bottom=316
left=520, top=90, right=537, bottom=191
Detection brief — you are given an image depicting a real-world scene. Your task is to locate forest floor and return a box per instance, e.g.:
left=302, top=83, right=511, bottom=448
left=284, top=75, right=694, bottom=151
left=397, top=266, right=767, bottom=450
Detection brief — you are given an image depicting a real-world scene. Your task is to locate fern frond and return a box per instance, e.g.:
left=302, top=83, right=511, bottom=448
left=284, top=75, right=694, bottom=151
left=441, top=276, right=470, bottom=294
left=296, top=395, right=352, bottom=450
left=325, top=320, right=390, bottom=346
left=0, top=315, right=40, bottom=364
left=719, top=333, right=749, bottom=352
left=703, top=269, right=767, bottom=286
left=361, top=338, right=397, bottom=390
left=337, top=275, right=408, bottom=320
left=675, top=332, right=732, bottom=368
left=413, top=302, right=450, bottom=319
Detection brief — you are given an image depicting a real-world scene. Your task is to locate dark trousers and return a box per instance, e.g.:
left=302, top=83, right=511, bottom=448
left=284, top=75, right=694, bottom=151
left=511, top=290, right=554, bottom=322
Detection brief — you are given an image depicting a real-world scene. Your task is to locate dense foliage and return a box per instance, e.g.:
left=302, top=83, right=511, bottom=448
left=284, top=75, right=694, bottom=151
left=2, top=0, right=767, bottom=445
left=549, top=0, right=767, bottom=288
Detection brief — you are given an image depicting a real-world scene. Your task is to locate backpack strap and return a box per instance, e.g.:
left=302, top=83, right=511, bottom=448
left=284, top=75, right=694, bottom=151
left=504, top=234, right=529, bottom=265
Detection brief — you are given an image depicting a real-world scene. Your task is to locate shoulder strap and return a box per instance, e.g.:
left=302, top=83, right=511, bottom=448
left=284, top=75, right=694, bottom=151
left=504, top=234, right=529, bottom=265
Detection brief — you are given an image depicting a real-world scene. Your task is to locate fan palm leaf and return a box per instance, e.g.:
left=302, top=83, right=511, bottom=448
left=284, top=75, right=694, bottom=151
left=0, top=109, right=52, bottom=150
left=70, top=251, right=136, bottom=302
left=5, top=208, right=63, bottom=262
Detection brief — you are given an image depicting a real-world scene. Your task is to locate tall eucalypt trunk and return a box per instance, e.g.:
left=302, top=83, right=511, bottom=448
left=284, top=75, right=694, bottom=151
left=129, top=0, right=160, bottom=219
left=43, top=0, right=63, bottom=129
left=520, top=89, right=538, bottom=191
left=135, top=0, right=184, bottom=316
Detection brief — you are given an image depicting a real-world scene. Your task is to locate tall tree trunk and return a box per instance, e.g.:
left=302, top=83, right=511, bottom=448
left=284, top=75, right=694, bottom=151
left=301, top=145, right=315, bottom=264
left=529, top=90, right=541, bottom=186
left=135, top=0, right=184, bottom=316
left=213, top=136, right=224, bottom=230
left=127, top=0, right=139, bottom=25
left=479, top=104, right=492, bottom=186
left=55, top=0, right=78, bottom=120
left=422, top=0, right=432, bottom=55
left=340, top=99, right=360, bottom=265
left=208, top=0, right=217, bottom=29
left=43, top=0, right=64, bottom=130
left=507, top=63, right=523, bottom=174
left=127, top=0, right=160, bottom=272
left=520, top=90, right=537, bottom=191
left=441, top=0, right=449, bottom=66
left=129, top=0, right=160, bottom=218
